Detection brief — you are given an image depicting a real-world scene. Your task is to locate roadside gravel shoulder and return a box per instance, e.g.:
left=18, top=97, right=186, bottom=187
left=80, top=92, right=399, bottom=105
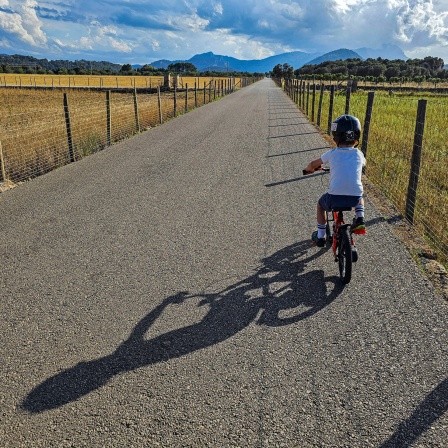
left=363, top=177, right=448, bottom=301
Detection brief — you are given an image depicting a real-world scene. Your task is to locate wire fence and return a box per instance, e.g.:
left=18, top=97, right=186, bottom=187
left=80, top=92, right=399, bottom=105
left=0, top=74, right=239, bottom=90
left=0, top=77, right=260, bottom=185
left=280, top=78, right=448, bottom=265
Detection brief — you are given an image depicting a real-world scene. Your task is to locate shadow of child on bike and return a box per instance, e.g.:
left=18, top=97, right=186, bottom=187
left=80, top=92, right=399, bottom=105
left=22, top=240, right=344, bottom=413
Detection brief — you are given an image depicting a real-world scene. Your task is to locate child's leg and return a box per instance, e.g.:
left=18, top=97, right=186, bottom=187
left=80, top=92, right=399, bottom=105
left=317, top=202, right=327, bottom=238
left=355, top=197, right=364, bottom=218
left=353, top=197, right=366, bottom=232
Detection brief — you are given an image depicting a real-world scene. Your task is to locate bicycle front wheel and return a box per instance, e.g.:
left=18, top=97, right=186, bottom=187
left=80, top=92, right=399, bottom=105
left=337, top=227, right=352, bottom=284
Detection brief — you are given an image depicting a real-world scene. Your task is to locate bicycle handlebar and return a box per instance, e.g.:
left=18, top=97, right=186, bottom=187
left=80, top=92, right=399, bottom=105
left=302, top=165, right=329, bottom=175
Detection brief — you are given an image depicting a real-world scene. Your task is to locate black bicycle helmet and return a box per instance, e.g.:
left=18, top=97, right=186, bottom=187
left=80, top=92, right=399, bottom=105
left=331, top=114, right=361, bottom=145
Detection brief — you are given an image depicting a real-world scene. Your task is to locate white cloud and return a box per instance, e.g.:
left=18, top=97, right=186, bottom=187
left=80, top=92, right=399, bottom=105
left=169, top=13, right=209, bottom=32
left=213, top=2, right=223, bottom=15
left=1, top=0, right=448, bottom=64
left=151, top=40, right=160, bottom=52
left=0, top=0, right=47, bottom=47
left=283, top=5, right=304, bottom=20
left=395, top=0, right=448, bottom=44
left=331, top=0, right=372, bottom=14
left=49, top=20, right=133, bottom=54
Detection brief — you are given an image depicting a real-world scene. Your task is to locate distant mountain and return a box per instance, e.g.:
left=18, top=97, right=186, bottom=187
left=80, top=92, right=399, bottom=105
left=150, top=51, right=321, bottom=73
left=150, top=47, right=409, bottom=73
left=355, top=44, right=408, bottom=60
left=305, top=49, right=362, bottom=66
left=0, top=45, right=412, bottom=76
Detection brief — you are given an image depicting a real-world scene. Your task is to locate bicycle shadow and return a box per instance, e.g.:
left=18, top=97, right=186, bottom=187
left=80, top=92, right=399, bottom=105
left=22, top=240, right=344, bottom=414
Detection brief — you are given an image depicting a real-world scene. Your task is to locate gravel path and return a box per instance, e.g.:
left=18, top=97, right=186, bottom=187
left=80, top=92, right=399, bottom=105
left=1, top=78, right=447, bottom=447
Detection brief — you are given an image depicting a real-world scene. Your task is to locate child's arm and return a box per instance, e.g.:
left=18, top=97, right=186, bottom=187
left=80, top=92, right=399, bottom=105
left=304, top=158, right=324, bottom=174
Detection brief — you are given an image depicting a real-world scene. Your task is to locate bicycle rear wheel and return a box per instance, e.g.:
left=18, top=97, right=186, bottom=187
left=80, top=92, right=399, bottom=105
left=337, top=227, right=352, bottom=284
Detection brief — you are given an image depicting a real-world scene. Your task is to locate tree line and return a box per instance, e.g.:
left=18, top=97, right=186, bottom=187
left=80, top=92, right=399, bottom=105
left=119, top=62, right=260, bottom=77
left=272, top=56, right=448, bottom=84
left=0, top=54, right=260, bottom=78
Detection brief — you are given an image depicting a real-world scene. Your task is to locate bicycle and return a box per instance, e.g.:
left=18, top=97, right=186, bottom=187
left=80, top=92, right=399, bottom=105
left=302, top=166, right=366, bottom=284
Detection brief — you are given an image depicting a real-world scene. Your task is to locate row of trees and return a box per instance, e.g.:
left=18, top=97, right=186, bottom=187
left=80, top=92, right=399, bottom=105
left=120, top=62, right=261, bottom=78
left=0, top=59, right=259, bottom=78
left=0, top=55, right=122, bottom=75
left=272, top=56, right=448, bottom=84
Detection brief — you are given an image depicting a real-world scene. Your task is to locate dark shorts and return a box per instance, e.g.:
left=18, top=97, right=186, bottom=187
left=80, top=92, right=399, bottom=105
left=318, top=193, right=362, bottom=212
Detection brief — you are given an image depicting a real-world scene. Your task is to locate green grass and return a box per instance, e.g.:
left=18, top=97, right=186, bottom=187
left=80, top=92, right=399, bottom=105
left=301, top=86, right=448, bottom=263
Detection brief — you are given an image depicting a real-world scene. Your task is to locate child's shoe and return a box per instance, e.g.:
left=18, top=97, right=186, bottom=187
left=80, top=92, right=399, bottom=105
left=352, top=217, right=366, bottom=234
left=312, top=231, right=326, bottom=247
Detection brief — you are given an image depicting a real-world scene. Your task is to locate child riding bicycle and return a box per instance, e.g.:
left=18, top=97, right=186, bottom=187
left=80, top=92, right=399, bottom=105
left=303, top=114, right=366, bottom=247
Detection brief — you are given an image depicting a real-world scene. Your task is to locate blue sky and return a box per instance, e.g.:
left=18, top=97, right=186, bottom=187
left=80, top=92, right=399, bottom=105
left=0, top=0, right=447, bottom=64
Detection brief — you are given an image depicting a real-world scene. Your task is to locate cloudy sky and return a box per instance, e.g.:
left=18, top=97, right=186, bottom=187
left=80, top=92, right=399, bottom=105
left=0, top=0, right=447, bottom=64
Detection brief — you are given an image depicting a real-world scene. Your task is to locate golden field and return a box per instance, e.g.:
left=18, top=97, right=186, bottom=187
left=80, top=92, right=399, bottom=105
left=0, top=74, right=241, bottom=89
left=0, top=76, right=241, bottom=183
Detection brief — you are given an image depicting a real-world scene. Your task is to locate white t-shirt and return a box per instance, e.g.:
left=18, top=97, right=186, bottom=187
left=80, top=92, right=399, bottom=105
left=320, top=147, right=366, bottom=196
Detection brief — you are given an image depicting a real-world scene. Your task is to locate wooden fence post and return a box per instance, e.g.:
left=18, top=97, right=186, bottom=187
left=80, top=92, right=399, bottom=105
left=106, top=90, right=112, bottom=146
left=311, top=84, right=317, bottom=122
left=306, top=83, right=310, bottom=116
left=327, top=85, right=335, bottom=134
left=405, top=99, right=427, bottom=224
left=0, top=141, right=6, bottom=182
left=185, top=83, right=189, bottom=113
left=63, top=93, right=75, bottom=162
left=361, top=92, right=375, bottom=159
left=317, top=84, right=324, bottom=127
left=133, top=87, right=140, bottom=133
left=203, top=82, right=206, bottom=105
left=174, top=85, right=177, bottom=117
left=345, top=87, right=351, bottom=115
left=299, top=82, right=303, bottom=109
left=157, top=86, right=163, bottom=124
left=194, top=82, right=198, bottom=108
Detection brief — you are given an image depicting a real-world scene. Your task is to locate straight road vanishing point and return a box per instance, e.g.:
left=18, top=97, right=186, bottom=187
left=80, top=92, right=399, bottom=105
left=1, top=79, right=447, bottom=447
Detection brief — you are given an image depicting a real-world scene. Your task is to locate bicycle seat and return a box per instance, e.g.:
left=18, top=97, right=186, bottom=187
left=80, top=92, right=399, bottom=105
left=331, top=207, right=353, bottom=212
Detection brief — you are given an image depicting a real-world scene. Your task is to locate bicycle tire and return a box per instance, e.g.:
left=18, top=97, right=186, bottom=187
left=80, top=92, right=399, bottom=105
left=337, top=227, right=352, bottom=284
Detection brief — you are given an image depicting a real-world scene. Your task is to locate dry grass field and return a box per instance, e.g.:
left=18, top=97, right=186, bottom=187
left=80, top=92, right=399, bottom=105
left=0, top=76, right=241, bottom=183
left=0, top=74, right=241, bottom=90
